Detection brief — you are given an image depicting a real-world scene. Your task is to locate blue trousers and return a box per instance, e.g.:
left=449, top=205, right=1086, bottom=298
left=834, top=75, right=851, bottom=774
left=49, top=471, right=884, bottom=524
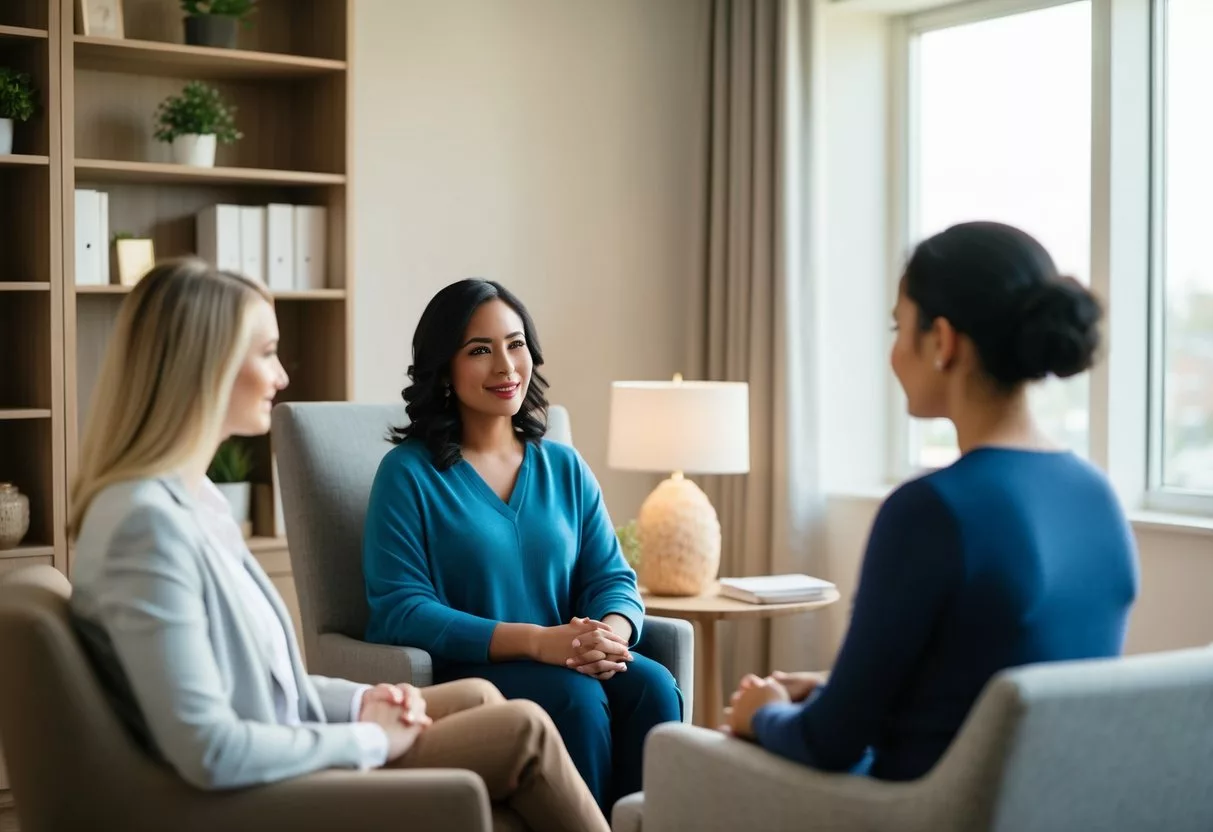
left=435, top=652, right=683, bottom=812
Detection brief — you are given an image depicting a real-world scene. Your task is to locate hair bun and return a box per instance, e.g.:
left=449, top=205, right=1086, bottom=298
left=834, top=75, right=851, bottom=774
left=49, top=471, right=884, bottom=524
left=1008, top=277, right=1102, bottom=382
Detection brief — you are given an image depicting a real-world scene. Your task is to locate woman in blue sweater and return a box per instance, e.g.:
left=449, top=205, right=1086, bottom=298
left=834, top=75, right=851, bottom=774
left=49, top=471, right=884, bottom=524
left=725, top=221, right=1139, bottom=780
left=362, top=279, right=682, bottom=811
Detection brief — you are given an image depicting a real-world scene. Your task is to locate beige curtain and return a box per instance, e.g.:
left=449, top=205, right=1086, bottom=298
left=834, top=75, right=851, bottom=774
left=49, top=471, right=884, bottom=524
left=689, top=0, right=822, bottom=714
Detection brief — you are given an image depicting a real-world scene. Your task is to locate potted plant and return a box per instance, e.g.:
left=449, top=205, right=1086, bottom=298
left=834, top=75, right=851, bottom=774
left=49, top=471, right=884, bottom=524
left=153, top=81, right=242, bottom=168
left=181, top=0, right=256, bottom=50
left=208, top=438, right=254, bottom=536
left=0, top=68, right=37, bottom=156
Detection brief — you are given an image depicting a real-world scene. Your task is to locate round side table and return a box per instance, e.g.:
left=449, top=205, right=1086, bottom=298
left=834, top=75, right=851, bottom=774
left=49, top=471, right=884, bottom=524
left=641, top=583, right=840, bottom=727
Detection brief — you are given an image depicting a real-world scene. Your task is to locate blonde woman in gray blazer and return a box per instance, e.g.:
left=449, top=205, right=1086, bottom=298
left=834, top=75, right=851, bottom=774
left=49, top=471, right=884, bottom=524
left=68, top=259, right=606, bottom=832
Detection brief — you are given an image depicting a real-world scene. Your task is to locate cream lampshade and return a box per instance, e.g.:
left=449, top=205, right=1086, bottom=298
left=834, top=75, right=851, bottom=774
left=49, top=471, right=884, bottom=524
left=608, top=375, right=750, bottom=596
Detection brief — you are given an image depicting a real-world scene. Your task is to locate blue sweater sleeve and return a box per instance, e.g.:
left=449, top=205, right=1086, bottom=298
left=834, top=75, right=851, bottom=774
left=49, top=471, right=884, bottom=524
left=568, top=450, right=646, bottom=644
left=752, top=477, right=962, bottom=770
left=362, top=455, right=499, bottom=663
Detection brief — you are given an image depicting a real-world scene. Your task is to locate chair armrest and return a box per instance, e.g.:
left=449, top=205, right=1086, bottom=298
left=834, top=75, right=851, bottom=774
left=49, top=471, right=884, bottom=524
left=640, top=724, right=921, bottom=832
left=640, top=615, right=694, bottom=721
left=179, top=769, right=491, bottom=832
left=311, top=633, right=435, bottom=687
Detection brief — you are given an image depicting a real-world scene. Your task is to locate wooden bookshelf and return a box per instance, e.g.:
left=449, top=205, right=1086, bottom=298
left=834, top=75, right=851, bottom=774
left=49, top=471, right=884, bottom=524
left=61, top=0, right=354, bottom=535
left=0, top=1, right=351, bottom=804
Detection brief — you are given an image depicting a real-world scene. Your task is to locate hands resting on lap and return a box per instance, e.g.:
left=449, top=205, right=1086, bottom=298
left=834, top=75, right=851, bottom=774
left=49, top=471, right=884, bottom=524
left=358, top=682, right=432, bottom=761
left=532, top=616, right=634, bottom=681
left=721, top=670, right=827, bottom=739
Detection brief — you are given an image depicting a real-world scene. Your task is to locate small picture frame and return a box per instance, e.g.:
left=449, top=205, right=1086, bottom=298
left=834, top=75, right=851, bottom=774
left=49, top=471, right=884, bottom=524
left=114, top=238, right=155, bottom=286
left=77, top=0, right=125, bottom=39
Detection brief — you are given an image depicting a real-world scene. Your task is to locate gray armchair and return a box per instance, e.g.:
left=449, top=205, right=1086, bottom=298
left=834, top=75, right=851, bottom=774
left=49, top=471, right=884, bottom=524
left=0, top=565, right=495, bottom=832
left=613, top=647, right=1213, bottom=832
left=272, top=402, right=693, bottom=715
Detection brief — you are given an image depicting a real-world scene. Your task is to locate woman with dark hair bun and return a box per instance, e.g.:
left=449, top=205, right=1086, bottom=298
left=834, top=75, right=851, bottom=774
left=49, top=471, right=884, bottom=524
left=723, top=221, right=1138, bottom=782
left=362, top=279, right=681, bottom=813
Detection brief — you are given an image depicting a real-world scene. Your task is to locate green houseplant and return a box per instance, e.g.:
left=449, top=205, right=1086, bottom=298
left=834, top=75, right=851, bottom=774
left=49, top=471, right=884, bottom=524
left=0, top=68, right=37, bottom=156
left=208, top=438, right=254, bottom=535
left=153, top=81, right=241, bottom=168
left=181, top=0, right=257, bottom=49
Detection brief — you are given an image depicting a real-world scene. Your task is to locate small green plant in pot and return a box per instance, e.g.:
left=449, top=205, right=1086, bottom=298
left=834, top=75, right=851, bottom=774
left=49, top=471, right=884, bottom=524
left=208, top=438, right=254, bottom=536
left=0, top=68, right=37, bottom=156
left=153, top=80, right=241, bottom=168
left=181, top=0, right=257, bottom=49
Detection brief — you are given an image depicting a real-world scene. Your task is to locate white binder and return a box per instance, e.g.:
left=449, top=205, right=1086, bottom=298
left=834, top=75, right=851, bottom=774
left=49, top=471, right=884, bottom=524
left=239, top=206, right=266, bottom=284
left=293, top=205, right=327, bottom=290
left=74, top=189, right=102, bottom=286
left=98, top=191, right=110, bottom=285
left=266, top=203, right=294, bottom=291
left=196, top=204, right=242, bottom=273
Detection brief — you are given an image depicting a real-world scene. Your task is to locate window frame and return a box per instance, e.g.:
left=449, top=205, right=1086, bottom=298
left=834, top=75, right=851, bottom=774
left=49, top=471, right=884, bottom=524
left=1143, top=0, right=1213, bottom=515
left=885, top=0, right=1203, bottom=518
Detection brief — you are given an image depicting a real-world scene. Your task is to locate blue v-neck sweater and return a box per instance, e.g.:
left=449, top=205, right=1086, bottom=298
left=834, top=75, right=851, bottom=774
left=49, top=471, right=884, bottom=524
left=362, top=438, right=645, bottom=663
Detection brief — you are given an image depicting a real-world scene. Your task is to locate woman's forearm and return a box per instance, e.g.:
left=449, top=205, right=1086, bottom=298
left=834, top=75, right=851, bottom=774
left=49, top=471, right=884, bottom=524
left=602, top=613, right=634, bottom=644
left=488, top=622, right=542, bottom=661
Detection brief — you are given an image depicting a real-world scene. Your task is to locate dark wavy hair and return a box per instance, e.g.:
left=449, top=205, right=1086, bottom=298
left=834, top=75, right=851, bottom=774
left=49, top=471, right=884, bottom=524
left=390, top=279, right=550, bottom=469
left=903, top=221, right=1102, bottom=391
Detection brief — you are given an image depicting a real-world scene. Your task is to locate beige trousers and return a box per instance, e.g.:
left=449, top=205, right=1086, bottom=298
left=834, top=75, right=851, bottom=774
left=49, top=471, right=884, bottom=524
left=390, top=678, right=609, bottom=832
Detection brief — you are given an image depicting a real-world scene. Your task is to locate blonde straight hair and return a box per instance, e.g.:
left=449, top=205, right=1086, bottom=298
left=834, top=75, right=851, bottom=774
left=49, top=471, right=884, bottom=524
left=69, top=258, right=272, bottom=536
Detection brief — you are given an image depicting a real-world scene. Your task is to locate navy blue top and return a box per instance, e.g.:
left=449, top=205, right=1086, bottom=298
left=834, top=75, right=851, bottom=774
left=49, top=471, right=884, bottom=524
left=752, top=448, right=1138, bottom=780
left=362, top=438, right=645, bottom=664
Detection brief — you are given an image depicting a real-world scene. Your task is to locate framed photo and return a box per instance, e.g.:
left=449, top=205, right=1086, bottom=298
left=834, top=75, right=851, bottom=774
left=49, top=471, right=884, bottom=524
left=114, top=238, right=155, bottom=286
left=77, top=0, right=125, bottom=39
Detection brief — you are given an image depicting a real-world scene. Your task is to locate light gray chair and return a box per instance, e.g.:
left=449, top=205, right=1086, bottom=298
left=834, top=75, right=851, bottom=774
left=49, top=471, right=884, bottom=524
left=0, top=564, right=494, bottom=832
left=272, top=402, right=694, bottom=715
left=612, top=647, right=1213, bottom=832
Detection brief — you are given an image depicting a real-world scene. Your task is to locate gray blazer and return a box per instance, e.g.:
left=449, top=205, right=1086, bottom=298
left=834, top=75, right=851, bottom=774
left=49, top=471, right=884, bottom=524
left=71, top=476, right=377, bottom=789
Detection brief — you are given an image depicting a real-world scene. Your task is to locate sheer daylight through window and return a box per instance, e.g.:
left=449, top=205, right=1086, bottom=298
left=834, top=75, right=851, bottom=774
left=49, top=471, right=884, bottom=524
left=907, top=1, right=1092, bottom=469
left=1157, top=0, right=1213, bottom=494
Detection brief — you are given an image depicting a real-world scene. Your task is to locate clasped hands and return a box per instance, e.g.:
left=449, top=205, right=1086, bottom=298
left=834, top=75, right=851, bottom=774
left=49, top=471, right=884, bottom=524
left=358, top=682, right=431, bottom=760
left=536, top=616, right=633, bottom=680
left=721, top=670, right=825, bottom=739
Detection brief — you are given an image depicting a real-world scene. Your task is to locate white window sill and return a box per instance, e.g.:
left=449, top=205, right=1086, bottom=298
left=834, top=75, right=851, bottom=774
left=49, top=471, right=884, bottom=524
left=826, top=488, right=1213, bottom=538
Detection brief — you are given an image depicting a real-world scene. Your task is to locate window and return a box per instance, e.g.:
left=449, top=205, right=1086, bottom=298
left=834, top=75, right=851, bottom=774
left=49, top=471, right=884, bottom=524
left=1151, top=0, right=1213, bottom=497
left=900, top=1, right=1093, bottom=470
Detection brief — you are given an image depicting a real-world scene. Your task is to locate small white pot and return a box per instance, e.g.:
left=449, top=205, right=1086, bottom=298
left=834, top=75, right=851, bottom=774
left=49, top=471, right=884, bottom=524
left=215, top=482, right=252, bottom=528
left=170, top=133, right=217, bottom=167
left=0, top=119, right=13, bottom=155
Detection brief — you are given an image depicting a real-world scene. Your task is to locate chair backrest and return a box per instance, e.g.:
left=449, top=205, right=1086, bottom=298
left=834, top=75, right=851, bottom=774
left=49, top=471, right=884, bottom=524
left=271, top=402, right=573, bottom=658
left=925, top=647, right=1213, bottom=832
left=987, top=649, right=1213, bottom=831
left=0, top=565, right=191, bottom=831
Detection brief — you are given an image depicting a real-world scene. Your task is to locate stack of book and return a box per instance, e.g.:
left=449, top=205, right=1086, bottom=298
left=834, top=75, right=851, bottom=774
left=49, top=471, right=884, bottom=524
left=718, top=574, right=837, bottom=605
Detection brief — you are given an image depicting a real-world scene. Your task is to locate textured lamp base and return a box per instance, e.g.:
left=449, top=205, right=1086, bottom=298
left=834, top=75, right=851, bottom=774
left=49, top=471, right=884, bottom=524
left=636, top=474, right=721, bottom=596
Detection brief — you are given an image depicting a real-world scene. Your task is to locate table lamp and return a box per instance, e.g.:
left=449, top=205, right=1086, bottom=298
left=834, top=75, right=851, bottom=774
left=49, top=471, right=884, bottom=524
left=607, top=374, right=750, bottom=596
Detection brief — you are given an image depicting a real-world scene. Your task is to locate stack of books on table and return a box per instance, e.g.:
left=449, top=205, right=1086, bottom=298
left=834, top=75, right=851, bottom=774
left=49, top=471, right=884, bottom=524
left=717, top=574, right=837, bottom=605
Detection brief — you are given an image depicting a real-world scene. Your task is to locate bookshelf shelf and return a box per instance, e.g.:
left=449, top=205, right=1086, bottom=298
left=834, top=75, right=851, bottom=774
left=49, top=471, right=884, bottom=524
left=0, top=155, right=50, bottom=168
left=0, top=282, right=50, bottom=291
left=0, top=24, right=47, bottom=42
left=0, top=409, right=52, bottom=420
left=75, top=159, right=345, bottom=187
left=74, top=36, right=346, bottom=80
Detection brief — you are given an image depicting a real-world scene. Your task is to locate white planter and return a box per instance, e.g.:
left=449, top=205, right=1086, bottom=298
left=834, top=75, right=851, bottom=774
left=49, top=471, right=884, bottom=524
left=0, top=119, right=12, bottom=155
left=170, top=133, right=217, bottom=167
left=215, top=481, right=252, bottom=529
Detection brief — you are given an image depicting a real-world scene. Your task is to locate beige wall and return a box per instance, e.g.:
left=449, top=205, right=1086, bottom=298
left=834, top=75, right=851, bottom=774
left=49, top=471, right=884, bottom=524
left=821, top=496, right=1213, bottom=662
left=351, top=0, right=709, bottom=522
